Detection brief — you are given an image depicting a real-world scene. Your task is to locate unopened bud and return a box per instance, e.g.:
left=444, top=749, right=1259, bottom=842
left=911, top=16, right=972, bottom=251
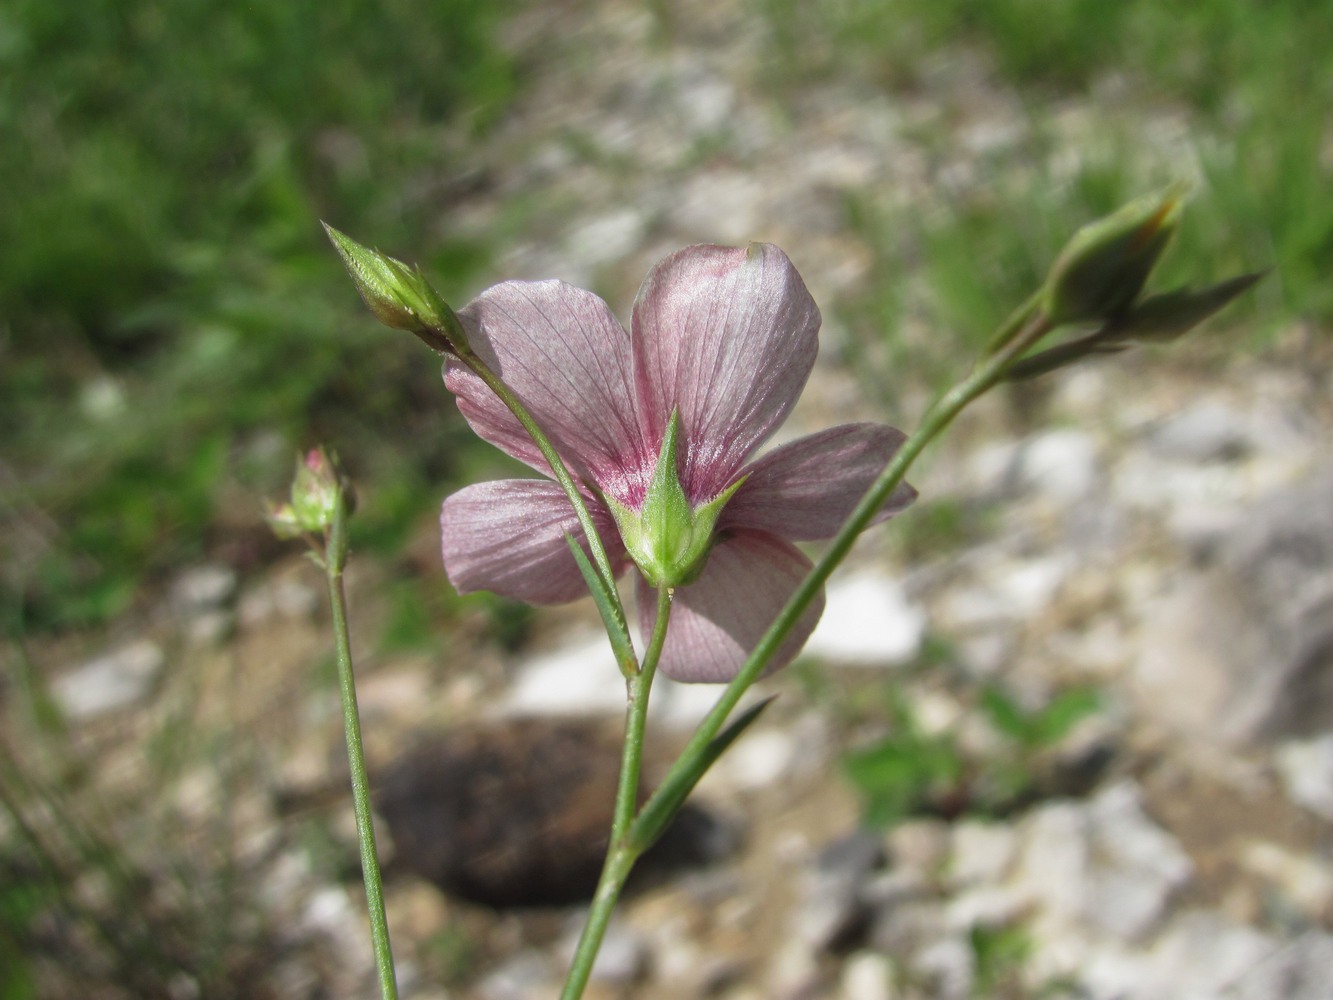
left=266, top=447, right=353, bottom=538
left=322, top=223, right=466, bottom=352
left=1043, top=187, right=1185, bottom=327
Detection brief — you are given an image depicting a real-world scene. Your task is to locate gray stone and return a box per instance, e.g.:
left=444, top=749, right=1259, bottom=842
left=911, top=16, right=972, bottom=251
left=806, top=571, right=926, bottom=667
left=912, top=936, right=974, bottom=1000
left=794, top=832, right=887, bottom=951
left=52, top=640, right=165, bottom=720
left=1012, top=782, right=1191, bottom=943
left=1148, top=401, right=1255, bottom=463
left=559, top=919, right=647, bottom=987
left=1277, top=735, right=1333, bottom=820
left=476, top=951, right=556, bottom=1000
left=948, top=820, right=1018, bottom=888
left=1133, top=463, right=1333, bottom=746
left=838, top=951, right=898, bottom=1000
left=170, top=563, right=238, bottom=611
left=1016, top=429, right=1101, bottom=503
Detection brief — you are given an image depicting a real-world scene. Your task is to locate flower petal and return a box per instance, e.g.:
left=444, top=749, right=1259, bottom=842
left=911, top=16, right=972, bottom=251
left=721, top=423, right=917, bottom=541
left=442, top=480, right=626, bottom=605
left=444, top=280, right=647, bottom=503
left=637, top=530, right=825, bottom=682
left=631, top=244, right=820, bottom=503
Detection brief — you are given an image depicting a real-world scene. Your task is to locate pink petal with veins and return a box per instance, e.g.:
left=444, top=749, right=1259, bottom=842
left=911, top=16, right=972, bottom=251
left=631, top=244, right=820, bottom=502
left=445, top=280, right=648, bottom=505
left=722, top=423, right=917, bottom=541
left=638, top=530, right=826, bottom=682
left=442, top=480, right=626, bottom=605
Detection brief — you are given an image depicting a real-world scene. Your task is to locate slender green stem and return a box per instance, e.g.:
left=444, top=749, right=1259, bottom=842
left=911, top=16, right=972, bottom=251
left=640, top=307, right=1054, bottom=827
left=559, top=585, right=673, bottom=1000
left=456, top=348, right=635, bottom=671
left=324, top=495, right=399, bottom=1000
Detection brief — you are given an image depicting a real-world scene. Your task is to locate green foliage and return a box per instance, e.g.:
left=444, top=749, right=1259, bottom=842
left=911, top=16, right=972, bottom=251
left=970, top=923, right=1032, bottom=997
left=842, top=681, right=1101, bottom=828
left=764, top=0, right=1322, bottom=396
left=842, top=691, right=965, bottom=828
left=0, top=0, right=516, bottom=628
left=979, top=684, right=1100, bottom=753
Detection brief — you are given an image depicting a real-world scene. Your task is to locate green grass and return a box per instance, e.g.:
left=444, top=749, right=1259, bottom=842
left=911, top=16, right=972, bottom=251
left=758, top=0, right=1324, bottom=395
left=0, top=0, right=517, bottom=629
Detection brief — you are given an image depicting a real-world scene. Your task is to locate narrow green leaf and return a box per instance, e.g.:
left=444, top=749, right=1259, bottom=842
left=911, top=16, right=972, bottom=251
left=563, top=533, right=637, bottom=675
left=1114, top=270, right=1267, bottom=342
left=628, top=695, right=777, bottom=853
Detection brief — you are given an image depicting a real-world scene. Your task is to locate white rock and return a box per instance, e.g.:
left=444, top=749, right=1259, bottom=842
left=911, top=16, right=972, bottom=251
left=945, top=886, right=1028, bottom=932
left=1277, top=734, right=1333, bottom=820
left=838, top=951, right=898, bottom=1000
left=949, top=820, right=1018, bottom=888
left=1148, top=401, right=1254, bottom=463
left=1228, top=930, right=1333, bottom=1000
left=1016, top=429, right=1100, bottom=503
left=500, top=632, right=625, bottom=716
left=806, top=571, right=926, bottom=666
left=52, top=640, right=165, bottom=720
left=714, top=727, right=799, bottom=792
left=560, top=920, right=646, bottom=986
left=1239, top=841, right=1333, bottom=920
left=1012, top=783, right=1190, bottom=943
left=170, top=564, right=238, bottom=611
left=476, top=951, right=555, bottom=1000
left=912, top=936, right=974, bottom=1000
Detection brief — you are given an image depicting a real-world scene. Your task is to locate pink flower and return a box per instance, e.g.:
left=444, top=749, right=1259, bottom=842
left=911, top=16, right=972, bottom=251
left=441, top=244, right=916, bottom=682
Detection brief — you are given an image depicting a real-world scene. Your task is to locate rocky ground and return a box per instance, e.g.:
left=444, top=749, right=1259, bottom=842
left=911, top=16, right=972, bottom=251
left=13, top=1, right=1333, bottom=998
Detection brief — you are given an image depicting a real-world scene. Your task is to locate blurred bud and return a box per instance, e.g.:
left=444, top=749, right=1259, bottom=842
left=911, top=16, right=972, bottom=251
left=1043, top=187, right=1185, bottom=327
left=1109, top=270, right=1267, bottom=343
left=267, top=447, right=354, bottom=538
left=322, top=223, right=467, bottom=353
left=264, top=501, right=305, bottom=539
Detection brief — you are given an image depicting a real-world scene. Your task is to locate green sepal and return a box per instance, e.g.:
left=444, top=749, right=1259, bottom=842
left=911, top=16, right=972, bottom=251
left=1042, top=186, right=1185, bottom=327
left=627, top=695, right=777, bottom=854
left=563, top=532, right=638, bottom=679
left=1110, top=270, right=1267, bottom=342
left=1007, top=269, right=1266, bottom=382
left=606, top=410, right=747, bottom=588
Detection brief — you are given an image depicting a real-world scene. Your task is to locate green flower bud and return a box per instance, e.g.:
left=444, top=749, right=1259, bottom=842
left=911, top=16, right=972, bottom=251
left=605, top=411, right=746, bottom=588
left=1043, top=187, right=1185, bottom=327
left=266, top=447, right=353, bottom=538
left=322, top=223, right=467, bottom=353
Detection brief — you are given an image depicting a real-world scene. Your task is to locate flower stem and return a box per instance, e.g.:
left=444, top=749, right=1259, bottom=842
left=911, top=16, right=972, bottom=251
left=640, top=305, right=1054, bottom=835
left=324, top=493, right=399, bottom=1000
left=456, top=348, right=636, bottom=672
left=559, top=585, right=672, bottom=1000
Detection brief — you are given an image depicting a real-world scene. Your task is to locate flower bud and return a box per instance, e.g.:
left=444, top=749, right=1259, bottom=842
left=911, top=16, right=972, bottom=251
left=266, top=447, right=353, bottom=538
left=322, top=223, right=467, bottom=352
left=1043, top=187, right=1184, bottom=327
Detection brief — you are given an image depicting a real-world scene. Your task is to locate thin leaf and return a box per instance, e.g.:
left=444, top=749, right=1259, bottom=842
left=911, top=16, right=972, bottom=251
left=1115, top=270, right=1267, bottom=342
left=563, top=533, right=636, bottom=676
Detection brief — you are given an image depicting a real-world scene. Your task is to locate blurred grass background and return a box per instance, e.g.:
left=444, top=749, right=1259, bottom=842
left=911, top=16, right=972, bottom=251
left=0, top=0, right=1329, bottom=994
left=2, top=0, right=1326, bottom=634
